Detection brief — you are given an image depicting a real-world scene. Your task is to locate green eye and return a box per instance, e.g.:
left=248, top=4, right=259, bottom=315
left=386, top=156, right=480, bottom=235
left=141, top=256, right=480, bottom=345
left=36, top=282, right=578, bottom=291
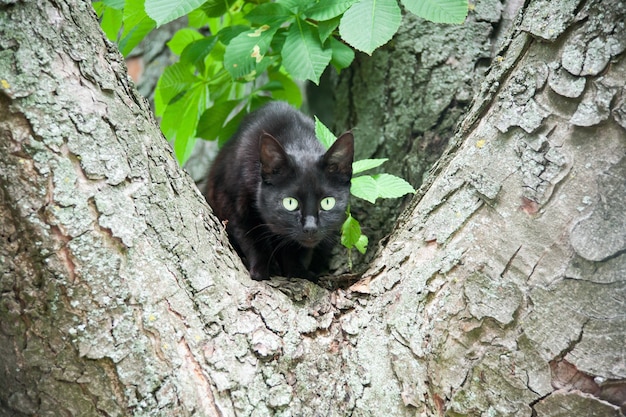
left=320, top=197, right=336, bottom=211
left=282, top=197, right=299, bottom=211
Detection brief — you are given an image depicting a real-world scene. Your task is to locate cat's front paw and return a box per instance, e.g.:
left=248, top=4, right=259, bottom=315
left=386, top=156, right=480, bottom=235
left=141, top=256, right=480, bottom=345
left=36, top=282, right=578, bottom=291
left=249, top=265, right=270, bottom=281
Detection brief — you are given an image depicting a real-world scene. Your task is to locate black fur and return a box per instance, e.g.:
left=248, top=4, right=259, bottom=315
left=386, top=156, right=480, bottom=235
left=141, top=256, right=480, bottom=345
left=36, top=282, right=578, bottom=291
left=204, top=101, right=354, bottom=281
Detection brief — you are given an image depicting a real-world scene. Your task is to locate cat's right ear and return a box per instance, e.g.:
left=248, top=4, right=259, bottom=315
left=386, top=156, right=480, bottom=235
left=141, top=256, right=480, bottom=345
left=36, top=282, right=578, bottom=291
left=323, top=131, right=354, bottom=179
left=260, top=133, right=289, bottom=181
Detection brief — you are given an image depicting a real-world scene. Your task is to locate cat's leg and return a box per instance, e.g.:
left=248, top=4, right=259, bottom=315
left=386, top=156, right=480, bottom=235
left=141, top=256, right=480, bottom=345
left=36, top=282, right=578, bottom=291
left=277, top=246, right=317, bottom=281
left=308, top=241, right=333, bottom=276
left=228, top=224, right=273, bottom=281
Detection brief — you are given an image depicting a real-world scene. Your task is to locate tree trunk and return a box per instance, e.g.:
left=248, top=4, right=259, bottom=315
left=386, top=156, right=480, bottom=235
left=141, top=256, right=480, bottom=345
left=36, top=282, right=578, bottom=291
left=313, top=0, right=524, bottom=271
left=1, top=1, right=624, bottom=417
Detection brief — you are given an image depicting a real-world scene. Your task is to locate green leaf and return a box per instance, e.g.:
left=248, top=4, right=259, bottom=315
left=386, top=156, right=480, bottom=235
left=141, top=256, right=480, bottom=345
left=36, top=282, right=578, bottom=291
left=167, top=28, right=204, bottom=56
left=341, top=212, right=363, bottom=249
left=329, top=37, right=355, bottom=71
left=219, top=108, right=247, bottom=147
left=314, top=116, right=336, bottom=149
left=94, top=1, right=105, bottom=16
left=282, top=18, right=332, bottom=84
left=201, top=0, right=235, bottom=17
left=277, top=0, right=310, bottom=13
left=304, top=0, right=358, bottom=20
left=154, top=82, right=165, bottom=117
left=268, top=70, right=302, bottom=107
left=255, top=81, right=284, bottom=92
left=350, top=175, right=378, bottom=203
left=188, top=7, right=211, bottom=27
left=339, top=0, right=401, bottom=55
left=158, top=62, right=198, bottom=104
left=161, top=84, right=209, bottom=164
left=100, top=6, right=123, bottom=42
left=373, top=173, right=416, bottom=199
left=352, top=158, right=388, bottom=174
left=197, top=99, right=241, bottom=142
left=250, top=94, right=273, bottom=110
left=145, top=0, right=208, bottom=27
left=245, top=3, right=294, bottom=26
left=119, top=0, right=156, bottom=56
left=350, top=173, right=415, bottom=203
left=217, top=25, right=249, bottom=44
left=103, top=0, right=125, bottom=9
left=354, top=234, right=368, bottom=254
left=180, top=36, right=218, bottom=73
left=317, top=16, right=340, bottom=43
left=223, top=25, right=279, bottom=79
left=401, top=0, right=468, bottom=24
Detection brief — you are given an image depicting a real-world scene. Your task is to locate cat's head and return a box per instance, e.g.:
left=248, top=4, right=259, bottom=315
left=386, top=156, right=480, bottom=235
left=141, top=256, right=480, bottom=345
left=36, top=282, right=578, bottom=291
left=257, top=132, right=354, bottom=247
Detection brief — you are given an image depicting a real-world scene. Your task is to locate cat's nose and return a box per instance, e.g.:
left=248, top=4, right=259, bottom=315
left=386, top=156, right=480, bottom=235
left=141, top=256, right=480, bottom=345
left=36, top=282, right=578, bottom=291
left=303, top=216, right=318, bottom=234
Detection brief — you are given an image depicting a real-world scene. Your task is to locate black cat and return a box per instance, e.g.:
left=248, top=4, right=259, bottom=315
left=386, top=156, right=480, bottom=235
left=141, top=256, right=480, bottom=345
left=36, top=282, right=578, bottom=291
left=204, top=101, right=354, bottom=281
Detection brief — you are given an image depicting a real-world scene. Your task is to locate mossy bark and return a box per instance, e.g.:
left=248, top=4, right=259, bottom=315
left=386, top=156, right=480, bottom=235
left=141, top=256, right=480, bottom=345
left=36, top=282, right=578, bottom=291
left=312, top=0, right=525, bottom=271
left=1, top=0, right=624, bottom=416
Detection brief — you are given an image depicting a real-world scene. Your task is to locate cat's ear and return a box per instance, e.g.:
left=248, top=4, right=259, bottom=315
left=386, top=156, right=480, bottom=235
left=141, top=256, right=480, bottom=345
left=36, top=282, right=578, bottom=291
left=260, top=133, right=289, bottom=180
left=323, top=131, right=354, bottom=178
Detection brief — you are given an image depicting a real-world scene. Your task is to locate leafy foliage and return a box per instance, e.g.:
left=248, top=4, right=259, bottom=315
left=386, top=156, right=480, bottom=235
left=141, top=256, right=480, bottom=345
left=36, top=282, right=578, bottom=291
left=315, top=118, right=415, bottom=255
left=339, top=0, right=402, bottom=55
left=95, top=0, right=468, bottom=165
left=94, top=0, right=458, bottom=257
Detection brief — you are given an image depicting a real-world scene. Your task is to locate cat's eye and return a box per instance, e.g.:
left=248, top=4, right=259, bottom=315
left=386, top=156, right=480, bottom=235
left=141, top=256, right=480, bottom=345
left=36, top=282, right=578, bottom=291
left=282, top=197, right=299, bottom=211
left=320, top=197, right=336, bottom=211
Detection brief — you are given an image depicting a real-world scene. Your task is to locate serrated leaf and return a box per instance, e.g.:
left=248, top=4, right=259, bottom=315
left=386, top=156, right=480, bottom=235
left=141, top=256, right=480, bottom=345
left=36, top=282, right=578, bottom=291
left=202, top=0, right=235, bottom=17
left=188, top=8, right=211, bottom=27
left=219, top=108, right=246, bottom=147
left=341, top=213, right=362, bottom=248
left=304, top=0, right=359, bottom=20
left=329, top=36, right=355, bottom=71
left=161, top=83, right=209, bottom=164
left=352, top=158, right=388, bottom=174
left=350, top=175, right=378, bottom=204
left=100, top=6, right=123, bottom=42
left=158, top=62, right=198, bottom=104
left=93, top=1, right=105, bottom=15
left=168, top=28, right=204, bottom=56
left=401, top=0, right=468, bottom=24
left=255, top=81, right=284, bottom=92
left=277, top=0, right=310, bottom=13
left=350, top=173, right=415, bottom=202
left=145, top=0, right=207, bottom=27
left=197, top=99, right=240, bottom=141
left=103, top=0, right=125, bottom=9
left=317, top=16, right=340, bottom=43
left=354, top=234, right=368, bottom=254
left=373, top=173, right=416, bottom=198
left=217, top=25, right=249, bottom=44
left=224, top=25, right=279, bottom=79
left=282, top=18, right=332, bottom=84
left=119, top=0, right=155, bottom=56
left=314, top=116, right=336, bottom=149
left=245, top=3, right=294, bottom=26
left=180, top=36, right=218, bottom=73
left=339, top=0, right=401, bottom=55
left=250, top=94, right=273, bottom=110
left=268, top=70, right=303, bottom=107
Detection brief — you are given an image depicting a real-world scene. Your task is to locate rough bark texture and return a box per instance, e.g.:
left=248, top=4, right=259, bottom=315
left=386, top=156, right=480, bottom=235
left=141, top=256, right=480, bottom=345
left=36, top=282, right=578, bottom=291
left=1, top=1, right=625, bottom=417
left=351, top=0, right=626, bottom=414
left=0, top=1, right=247, bottom=415
left=316, top=0, right=524, bottom=271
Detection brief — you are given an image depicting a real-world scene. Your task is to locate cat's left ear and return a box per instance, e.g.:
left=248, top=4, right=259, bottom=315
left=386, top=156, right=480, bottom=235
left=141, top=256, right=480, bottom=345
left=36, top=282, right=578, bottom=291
left=260, top=133, right=289, bottom=181
left=323, top=131, right=354, bottom=178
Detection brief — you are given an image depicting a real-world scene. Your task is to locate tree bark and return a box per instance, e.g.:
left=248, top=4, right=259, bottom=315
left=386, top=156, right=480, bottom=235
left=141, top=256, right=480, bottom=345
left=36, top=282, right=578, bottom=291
left=315, top=0, right=524, bottom=271
left=1, top=1, right=625, bottom=417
